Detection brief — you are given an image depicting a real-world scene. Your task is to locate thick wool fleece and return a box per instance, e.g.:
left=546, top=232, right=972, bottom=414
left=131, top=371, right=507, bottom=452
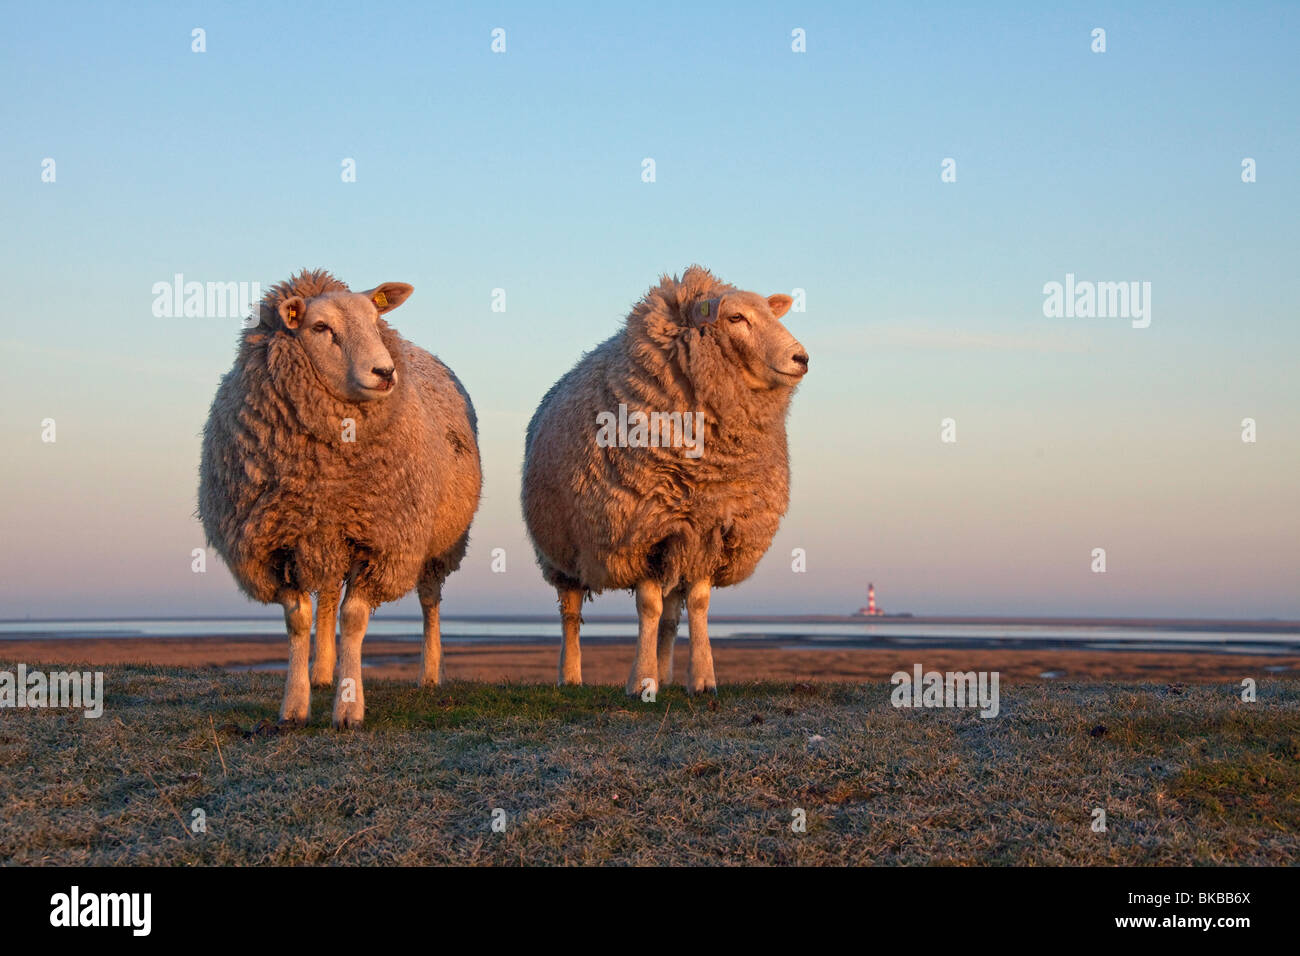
left=199, top=269, right=481, bottom=607
left=521, top=266, right=795, bottom=594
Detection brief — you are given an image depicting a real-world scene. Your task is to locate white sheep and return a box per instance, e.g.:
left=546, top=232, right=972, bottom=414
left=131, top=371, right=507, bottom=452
left=521, top=266, right=808, bottom=695
left=199, top=269, right=482, bottom=727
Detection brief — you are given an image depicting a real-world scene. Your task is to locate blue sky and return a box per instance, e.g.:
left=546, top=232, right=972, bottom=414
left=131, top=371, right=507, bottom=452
left=1, top=1, right=1296, bottom=619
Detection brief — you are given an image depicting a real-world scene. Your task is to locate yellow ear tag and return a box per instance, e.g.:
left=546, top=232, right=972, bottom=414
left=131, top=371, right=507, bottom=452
left=374, top=291, right=388, bottom=308
left=287, top=305, right=297, bottom=319
left=699, top=301, right=709, bottom=318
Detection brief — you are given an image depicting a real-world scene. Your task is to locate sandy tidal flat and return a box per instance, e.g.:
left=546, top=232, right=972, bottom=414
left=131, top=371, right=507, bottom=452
left=0, top=635, right=1295, bottom=684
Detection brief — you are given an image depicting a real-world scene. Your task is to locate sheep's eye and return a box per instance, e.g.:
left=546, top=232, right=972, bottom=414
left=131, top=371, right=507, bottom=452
left=312, top=323, right=330, bottom=334
left=728, top=314, right=749, bottom=325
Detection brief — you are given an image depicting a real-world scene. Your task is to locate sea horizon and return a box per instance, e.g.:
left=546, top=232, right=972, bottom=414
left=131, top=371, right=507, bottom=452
left=3, top=612, right=1297, bottom=627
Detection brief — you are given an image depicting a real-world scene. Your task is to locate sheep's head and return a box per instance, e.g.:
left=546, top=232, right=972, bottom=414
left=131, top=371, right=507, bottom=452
left=690, top=290, right=808, bottom=390
left=277, top=284, right=413, bottom=403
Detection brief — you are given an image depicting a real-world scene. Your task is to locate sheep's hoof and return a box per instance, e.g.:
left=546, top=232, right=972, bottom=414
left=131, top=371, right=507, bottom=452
left=310, top=678, right=333, bottom=689
left=278, top=715, right=307, bottom=729
left=332, top=701, right=365, bottom=729
left=626, top=676, right=658, bottom=698
left=686, top=680, right=718, bottom=697
left=279, top=701, right=310, bottom=724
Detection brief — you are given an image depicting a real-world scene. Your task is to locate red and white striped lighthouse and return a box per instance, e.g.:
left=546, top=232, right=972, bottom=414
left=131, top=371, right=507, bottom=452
left=867, top=582, right=878, bottom=616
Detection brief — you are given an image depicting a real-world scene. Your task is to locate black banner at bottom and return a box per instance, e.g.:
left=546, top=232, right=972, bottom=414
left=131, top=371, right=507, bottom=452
left=0, top=864, right=1288, bottom=942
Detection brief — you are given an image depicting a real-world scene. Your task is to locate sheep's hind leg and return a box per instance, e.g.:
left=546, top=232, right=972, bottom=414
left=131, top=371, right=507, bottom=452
left=311, top=586, right=340, bottom=687
left=278, top=589, right=312, bottom=725
left=625, top=580, right=663, bottom=697
left=332, top=588, right=371, bottom=729
left=657, top=587, right=683, bottom=687
left=417, top=574, right=444, bottom=687
left=557, top=586, right=584, bottom=686
left=685, top=578, right=716, bottom=695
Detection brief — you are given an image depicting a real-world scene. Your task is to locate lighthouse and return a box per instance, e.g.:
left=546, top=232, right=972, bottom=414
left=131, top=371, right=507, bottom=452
left=859, top=582, right=883, bottom=617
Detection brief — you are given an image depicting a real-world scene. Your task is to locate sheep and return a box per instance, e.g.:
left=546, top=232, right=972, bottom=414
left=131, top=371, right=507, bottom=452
left=199, top=269, right=481, bottom=728
left=521, top=265, right=809, bottom=696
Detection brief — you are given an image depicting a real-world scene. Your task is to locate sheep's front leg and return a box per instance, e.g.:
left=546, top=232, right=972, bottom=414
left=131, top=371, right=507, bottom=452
left=279, top=589, right=312, bottom=725
left=417, top=579, right=443, bottom=687
left=685, top=578, right=716, bottom=695
left=557, top=586, right=584, bottom=686
left=332, top=590, right=371, bottom=729
left=311, top=586, right=340, bottom=687
left=625, top=580, right=663, bottom=697
left=657, top=587, right=683, bottom=687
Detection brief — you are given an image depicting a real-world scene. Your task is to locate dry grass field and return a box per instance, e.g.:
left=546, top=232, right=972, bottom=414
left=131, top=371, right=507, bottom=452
left=1, top=663, right=1297, bottom=865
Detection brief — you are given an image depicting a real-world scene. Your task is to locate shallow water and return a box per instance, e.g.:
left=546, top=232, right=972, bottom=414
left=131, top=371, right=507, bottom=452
left=2, top=616, right=1297, bottom=653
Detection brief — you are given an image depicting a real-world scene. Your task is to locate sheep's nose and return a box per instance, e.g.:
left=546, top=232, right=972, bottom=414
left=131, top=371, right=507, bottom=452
left=373, top=365, right=395, bottom=381
left=792, top=352, right=809, bottom=370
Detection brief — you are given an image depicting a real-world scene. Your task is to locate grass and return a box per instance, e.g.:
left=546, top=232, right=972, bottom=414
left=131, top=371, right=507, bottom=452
left=1, top=663, right=1297, bottom=865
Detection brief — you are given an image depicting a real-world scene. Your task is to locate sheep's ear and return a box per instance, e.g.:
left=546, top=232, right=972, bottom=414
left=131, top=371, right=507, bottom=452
left=767, top=294, right=793, bottom=319
left=279, top=296, right=307, bottom=329
left=691, top=297, right=723, bottom=327
left=365, top=283, right=414, bottom=314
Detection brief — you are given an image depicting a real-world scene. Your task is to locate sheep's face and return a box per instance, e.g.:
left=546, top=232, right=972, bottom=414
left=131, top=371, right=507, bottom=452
left=695, top=291, right=809, bottom=390
left=277, top=284, right=413, bottom=403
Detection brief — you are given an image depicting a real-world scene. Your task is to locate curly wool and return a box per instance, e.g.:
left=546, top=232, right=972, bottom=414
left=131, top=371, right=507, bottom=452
left=521, top=265, right=795, bottom=594
left=199, top=269, right=481, bottom=607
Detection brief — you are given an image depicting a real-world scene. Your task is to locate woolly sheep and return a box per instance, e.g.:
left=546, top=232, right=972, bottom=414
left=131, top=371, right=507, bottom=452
left=521, top=266, right=809, bottom=696
left=199, top=269, right=481, bottom=728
